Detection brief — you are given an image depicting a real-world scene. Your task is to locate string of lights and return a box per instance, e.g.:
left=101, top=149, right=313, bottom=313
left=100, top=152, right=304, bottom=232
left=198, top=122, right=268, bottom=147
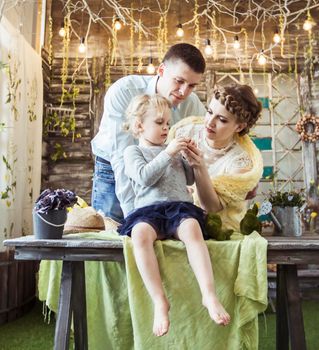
left=1, top=0, right=318, bottom=74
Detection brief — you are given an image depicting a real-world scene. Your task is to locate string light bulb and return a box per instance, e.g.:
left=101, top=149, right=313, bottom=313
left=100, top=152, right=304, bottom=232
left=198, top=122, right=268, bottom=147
left=78, top=37, right=86, bottom=53
left=204, top=39, right=213, bottom=57
left=114, top=18, right=122, bottom=31
left=176, top=23, right=184, bottom=37
left=233, top=35, right=240, bottom=49
left=58, top=22, right=66, bottom=37
left=303, top=18, right=315, bottom=31
left=257, top=50, right=266, bottom=65
left=146, top=57, right=156, bottom=74
left=273, top=29, right=281, bottom=44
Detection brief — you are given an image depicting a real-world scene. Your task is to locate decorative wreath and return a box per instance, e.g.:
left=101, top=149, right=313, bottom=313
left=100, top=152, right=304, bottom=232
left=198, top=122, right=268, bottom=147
left=295, top=114, right=319, bottom=142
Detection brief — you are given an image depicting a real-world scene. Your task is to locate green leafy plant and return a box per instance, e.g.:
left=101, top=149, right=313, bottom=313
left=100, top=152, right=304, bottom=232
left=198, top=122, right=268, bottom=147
left=1, top=155, right=17, bottom=207
left=44, top=106, right=81, bottom=161
left=267, top=190, right=305, bottom=207
left=6, top=53, right=21, bottom=121
left=50, top=143, right=67, bottom=161
left=27, top=77, right=38, bottom=122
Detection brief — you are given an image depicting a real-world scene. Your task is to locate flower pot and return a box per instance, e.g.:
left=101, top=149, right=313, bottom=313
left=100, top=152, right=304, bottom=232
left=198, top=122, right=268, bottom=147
left=272, top=206, right=302, bottom=237
left=33, top=209, right=67, bottom=239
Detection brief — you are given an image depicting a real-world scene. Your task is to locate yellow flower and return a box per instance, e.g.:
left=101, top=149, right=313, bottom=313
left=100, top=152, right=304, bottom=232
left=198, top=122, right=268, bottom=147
left=310, top=212, right=317, bottom=219
left=67, top=196, right=88, bottom=212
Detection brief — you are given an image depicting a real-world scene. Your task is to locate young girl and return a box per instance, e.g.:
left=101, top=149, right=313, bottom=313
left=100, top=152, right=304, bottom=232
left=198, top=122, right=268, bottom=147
left=118, top=94, right=230, bottom=337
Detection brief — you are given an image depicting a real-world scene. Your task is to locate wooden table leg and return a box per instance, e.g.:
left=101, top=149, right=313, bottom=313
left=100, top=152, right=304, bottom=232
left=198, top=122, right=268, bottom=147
left=71, top=261, right=88, bottom=350
left=54, top=261, right=72, bottom=350
left=285, top=265, right=306, bottom=350
left=276, top=264, right=289, bottom=350
left=54, top=261, right=88, bottom=350
left=276, top=265, right=307, bottom=350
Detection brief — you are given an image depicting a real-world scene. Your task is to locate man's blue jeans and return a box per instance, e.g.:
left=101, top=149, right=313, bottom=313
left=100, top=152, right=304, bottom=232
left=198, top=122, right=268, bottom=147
left=91, top=157, right=124, bottom=222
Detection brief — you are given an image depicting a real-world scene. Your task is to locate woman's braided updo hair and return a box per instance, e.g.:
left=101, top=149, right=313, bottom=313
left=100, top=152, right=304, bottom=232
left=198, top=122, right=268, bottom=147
left=213, top=83, right=262, bottom=136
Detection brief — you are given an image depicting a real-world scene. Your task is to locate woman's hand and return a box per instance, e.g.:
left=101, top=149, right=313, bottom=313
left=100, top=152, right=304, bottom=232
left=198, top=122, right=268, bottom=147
left=183, top=141, right=223, bottom=212
left=182, top=141, right=204, bottom=168
left=165, top=137, right=190, bottom=157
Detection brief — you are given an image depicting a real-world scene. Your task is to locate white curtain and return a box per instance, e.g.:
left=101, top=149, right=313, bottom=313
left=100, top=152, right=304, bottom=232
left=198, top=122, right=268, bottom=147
left=0, top=16, right=43, bottom=250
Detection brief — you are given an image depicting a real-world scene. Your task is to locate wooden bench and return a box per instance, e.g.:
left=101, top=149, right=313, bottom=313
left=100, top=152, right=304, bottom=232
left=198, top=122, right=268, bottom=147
left=268, top=269, right=319, bottom=302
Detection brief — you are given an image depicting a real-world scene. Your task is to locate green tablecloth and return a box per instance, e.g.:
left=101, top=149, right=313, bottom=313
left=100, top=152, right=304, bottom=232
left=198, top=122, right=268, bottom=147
left=38, top=231, right=268, bottom=350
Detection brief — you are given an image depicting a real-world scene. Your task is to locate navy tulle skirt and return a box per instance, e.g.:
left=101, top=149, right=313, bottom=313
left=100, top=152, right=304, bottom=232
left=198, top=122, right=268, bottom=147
left=117, top=201, right=207, bottom=239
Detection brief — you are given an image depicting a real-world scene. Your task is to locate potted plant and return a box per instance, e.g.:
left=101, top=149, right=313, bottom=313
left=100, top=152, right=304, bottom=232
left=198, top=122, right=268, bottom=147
left=260, top=190, right=305, bottom=237
left=33, top=188, right=77, bottom=239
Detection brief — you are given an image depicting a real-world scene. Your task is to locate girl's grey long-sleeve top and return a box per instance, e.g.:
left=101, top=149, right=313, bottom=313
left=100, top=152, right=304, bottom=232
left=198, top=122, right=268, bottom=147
left=124, top=145, right=194, bottom=211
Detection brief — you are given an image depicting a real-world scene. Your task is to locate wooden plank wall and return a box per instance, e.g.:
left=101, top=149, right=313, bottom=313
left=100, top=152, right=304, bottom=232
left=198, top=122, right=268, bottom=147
left=42, top=51, right=96, bottom=202
left=0, top=250, right=38, bottom=325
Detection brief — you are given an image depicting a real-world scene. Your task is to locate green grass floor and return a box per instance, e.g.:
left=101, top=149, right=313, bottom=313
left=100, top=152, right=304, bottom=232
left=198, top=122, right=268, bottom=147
left=0, top=300, right=318, bottom=350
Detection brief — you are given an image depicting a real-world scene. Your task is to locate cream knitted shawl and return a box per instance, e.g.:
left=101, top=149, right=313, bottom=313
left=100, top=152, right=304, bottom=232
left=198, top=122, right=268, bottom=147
left=169, top=116, right=264, bottom=230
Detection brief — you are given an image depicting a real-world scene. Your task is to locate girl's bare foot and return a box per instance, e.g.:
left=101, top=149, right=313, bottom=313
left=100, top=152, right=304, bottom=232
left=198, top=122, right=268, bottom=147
left=202, top=295, right=230, bottom=326
left=153, top=299, right=170, bottom=336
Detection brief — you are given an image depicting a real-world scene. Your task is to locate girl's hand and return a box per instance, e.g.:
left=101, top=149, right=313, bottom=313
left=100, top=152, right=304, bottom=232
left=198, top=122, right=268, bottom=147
left=182, top=142, right=204, bottom=168
left=166, top=137, right=190, bottom=157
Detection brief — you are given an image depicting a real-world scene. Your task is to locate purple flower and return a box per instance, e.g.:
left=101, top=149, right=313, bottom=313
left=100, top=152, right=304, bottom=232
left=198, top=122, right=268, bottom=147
left=34, top=188, right=78, bottom=214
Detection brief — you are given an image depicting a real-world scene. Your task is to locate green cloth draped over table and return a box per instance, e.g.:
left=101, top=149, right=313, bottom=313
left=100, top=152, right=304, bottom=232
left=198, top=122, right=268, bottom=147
left=38, top=231, right=268, bottom=350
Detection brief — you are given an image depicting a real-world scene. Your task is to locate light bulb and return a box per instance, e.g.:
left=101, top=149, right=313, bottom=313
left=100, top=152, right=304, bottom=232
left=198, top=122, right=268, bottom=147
left=258, top=50, right=266, bottom=65
left=233, top=35, right=240, bottom=49
left=303, top=18, right=315, bottom=31
left=147, top=63, right=155, bottom=74
left=114, top=18, right=122, bottom=31
left=204, top=45, right=213, bottom=56
left=204, top=39, right=213, bottom=57
left=176, top=24, right=184, bottom=37
left=254, top=88, right=259, bottom=94
left=59, top=26, right=66, bottom=38
left=78, top=38, right=86, bottom=53
left=146, top=58, right=156, bottom=74
left=273, top=32, right=281, bottom=44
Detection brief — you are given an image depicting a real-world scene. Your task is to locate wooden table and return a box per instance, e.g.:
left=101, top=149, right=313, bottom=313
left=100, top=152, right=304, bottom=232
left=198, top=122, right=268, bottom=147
left=4, top=235, right=124, bottom=350
left=4, top=234, right=319, bottom=350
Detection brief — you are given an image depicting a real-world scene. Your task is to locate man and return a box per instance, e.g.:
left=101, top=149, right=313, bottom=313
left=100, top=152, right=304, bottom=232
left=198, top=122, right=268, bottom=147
left=91, top=43, right=206, bottom=222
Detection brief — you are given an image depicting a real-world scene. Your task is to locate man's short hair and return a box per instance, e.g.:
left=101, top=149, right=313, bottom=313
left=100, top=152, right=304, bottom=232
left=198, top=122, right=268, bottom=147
left=162, top=43, right=206, bottom=74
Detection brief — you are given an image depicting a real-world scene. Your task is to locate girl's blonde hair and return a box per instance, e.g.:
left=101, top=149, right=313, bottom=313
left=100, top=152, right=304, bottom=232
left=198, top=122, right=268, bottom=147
left=124, top=94, right=172, bottom=138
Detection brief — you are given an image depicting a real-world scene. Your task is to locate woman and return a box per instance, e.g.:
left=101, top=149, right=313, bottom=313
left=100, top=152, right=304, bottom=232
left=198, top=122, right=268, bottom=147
left=169, top=83, right=263, bottom=231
